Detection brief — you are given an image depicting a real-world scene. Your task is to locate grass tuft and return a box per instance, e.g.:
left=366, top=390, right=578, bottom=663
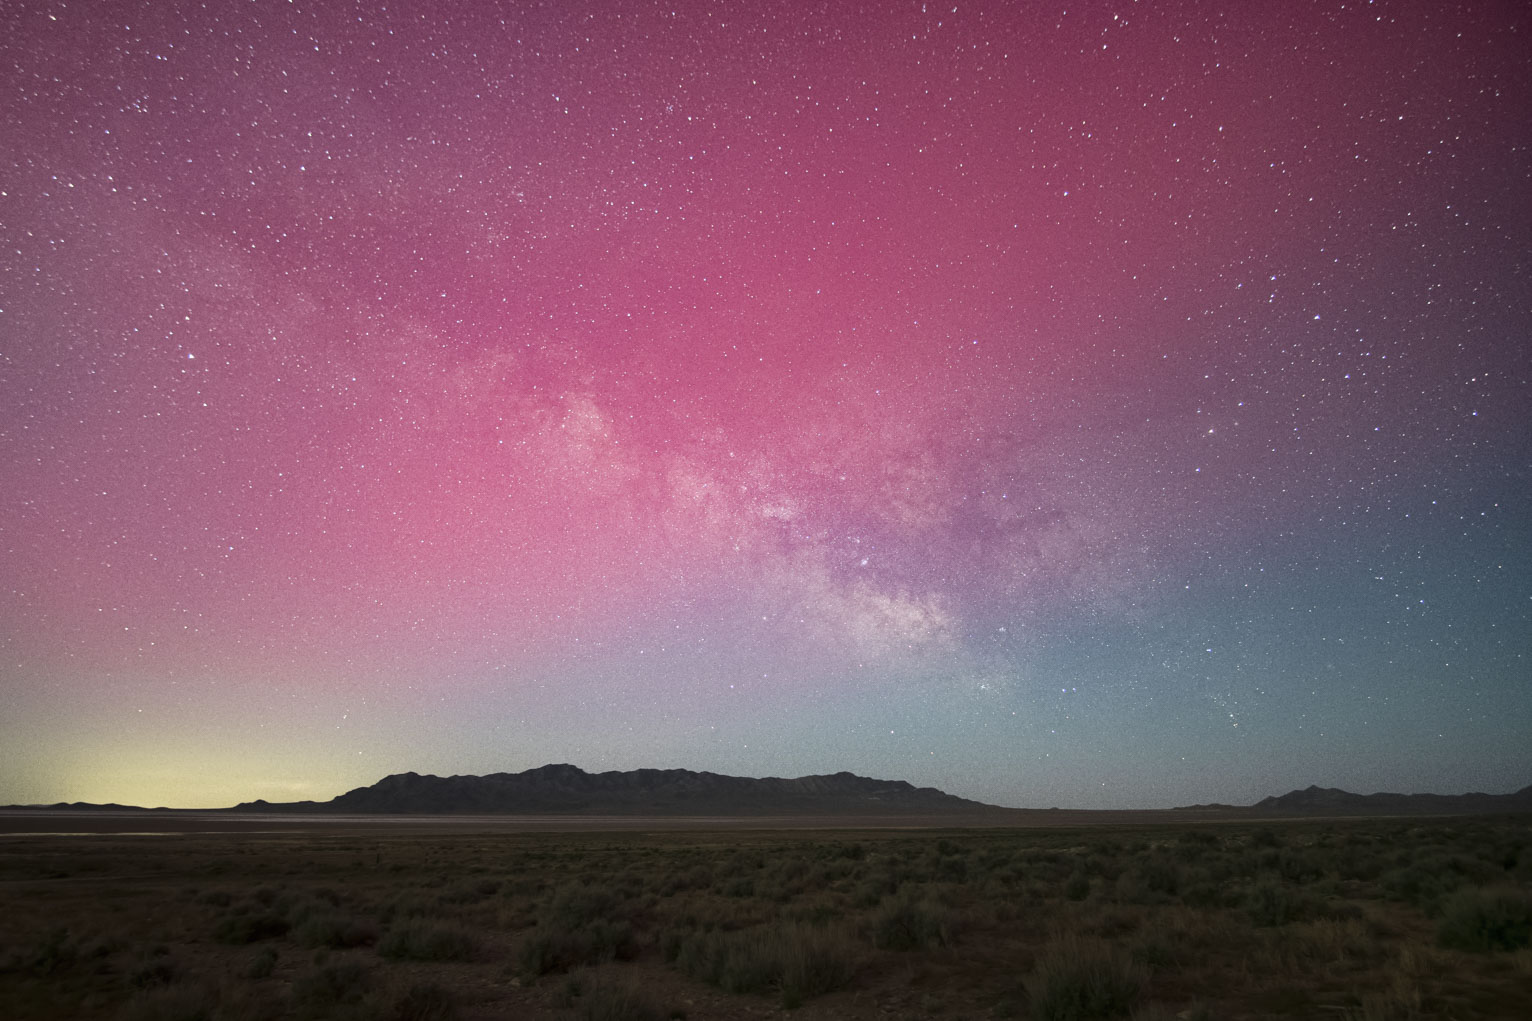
left=245, top=946, right=278, bottom=979
left=213, top=912, right=290, bottom=945
left=293, top=913, right=378, bottom=949
left=870, top=893, right=952, bottom=951
left=1436, top=886, right=1532, bottom=952
left=290, top=960, right=372, bottom=1018
left=574, top=974, right=680, bottom=1021
left=676, top=921, right=855, bottom=1007
left=520, top=920, right=637, bottom=976
left=1025, top=934, right=1148, bottom=1021
left=388, top=980, right=460, bottom=1021
left=378, top=921, right=478, bottom=962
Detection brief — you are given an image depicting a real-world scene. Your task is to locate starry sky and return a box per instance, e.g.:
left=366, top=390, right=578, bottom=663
left=2, top=1, right=1529, bottom=810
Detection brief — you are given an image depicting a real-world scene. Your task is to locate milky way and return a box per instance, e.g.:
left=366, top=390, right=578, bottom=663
left=3, top=1, right=1528, bottom=808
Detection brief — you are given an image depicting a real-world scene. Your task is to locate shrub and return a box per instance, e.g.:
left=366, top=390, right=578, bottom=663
left=18, top=927, right=80, bottom=976
left=294, top=913, right=378, bottom=949
left=721, top=877, right=756, bottom=898
left=1064, top=871, right=1091, bottom=901
left=1129, top=930, right=1182, bottom=971
left=547, top=882, right=621, bottom=926
left=518, top=919, right=637, bottom=975
left=675, top=922, right=856, bottom=1007
left=939, top=856, right=970, bottom=882
left=871, top=894, right=951, bottom=951
left=389, top=981, right=460, bottom=1021
left=129, top=953, right=178, bottom=989
left=1138, top=856, right=1182, bottom=896
left=1335, top=852, right=1384, bottom=882
left=379, top=895, right=436, bottom=924
left=290, top=960, right=372, bottom=1017
left=1277, top=849, right=1324, bottom=884
left=1436, top=886, right=1532, bottom=952
left=778, top=928, right=857, bottom=1008
left=852, top=874, right=899, bottom=908
left=659, top=927, right=687, bottom=963
left=1293, top=917, right=1370, bottom=964
left=1180, top=882, right=1229, bottom=909
left=311, top=886, right=343, bottom=906
left=378, top=921, right=478, bottom=962
left=438, top=877, right=500, bottom=905
left=1250, top=828, right=1282, bottom=849
left=213, top=912, right=290, bottom=944
left=575, top=975, right=675, bottom=1021
left=1245, top=880, right=1308, bottom=927
left=246, top=946, right=278, bottom=979
left=1084, top=852, right=1124, bottom=882
left=1025, top=935, right=1147, bottom=1021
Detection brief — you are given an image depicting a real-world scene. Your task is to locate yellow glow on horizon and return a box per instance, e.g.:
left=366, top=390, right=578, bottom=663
left=44, top=738, right=376, bottom=809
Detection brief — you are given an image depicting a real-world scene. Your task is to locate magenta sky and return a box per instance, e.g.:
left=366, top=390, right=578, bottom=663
left=3, top=1, right=1529, bottom=808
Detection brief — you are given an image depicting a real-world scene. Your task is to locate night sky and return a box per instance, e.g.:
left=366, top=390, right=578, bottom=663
left=3, top=1, right=1529, bottom=810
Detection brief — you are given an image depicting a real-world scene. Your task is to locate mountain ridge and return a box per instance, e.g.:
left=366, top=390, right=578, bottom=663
left=6, top=772, right=1531, bottom=816
left=1241, top=782, right=1532, bottom=816
left=227, top=763, right=1000, bottom=816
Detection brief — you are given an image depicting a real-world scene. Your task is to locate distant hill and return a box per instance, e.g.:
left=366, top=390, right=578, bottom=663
left=1170, top=783, right=1532, bottom=816
left=228, top=763, right=1001, bottom=816
left=11, top=774, right=1531, bottom=818
left=1244, top=783, right=1532, bottom=817
left=10, top=802, right=169, bottom=812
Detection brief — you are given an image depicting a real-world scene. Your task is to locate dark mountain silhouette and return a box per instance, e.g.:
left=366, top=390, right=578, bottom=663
left=1243, top=783, right=1532, bottom=817
left=227, top=763, right=1001, bottom=816
left=17, top=802, right=169, bottom=812
left=9, top=775, right=1531, bottom=818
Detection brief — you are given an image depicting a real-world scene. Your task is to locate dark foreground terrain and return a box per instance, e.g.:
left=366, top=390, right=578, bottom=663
left=2, top=817, right=1530, bottom=1020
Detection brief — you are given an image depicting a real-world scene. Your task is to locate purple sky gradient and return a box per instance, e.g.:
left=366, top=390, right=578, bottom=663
left=2, top=0, right=1528, bottom=808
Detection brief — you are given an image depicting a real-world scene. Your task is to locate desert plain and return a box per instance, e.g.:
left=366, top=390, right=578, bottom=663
left=3, top=811, right=1532, bottom=1020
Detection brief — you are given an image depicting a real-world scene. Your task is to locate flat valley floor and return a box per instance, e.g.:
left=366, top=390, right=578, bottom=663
left=2, top=815, right=1530, bottom=1020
